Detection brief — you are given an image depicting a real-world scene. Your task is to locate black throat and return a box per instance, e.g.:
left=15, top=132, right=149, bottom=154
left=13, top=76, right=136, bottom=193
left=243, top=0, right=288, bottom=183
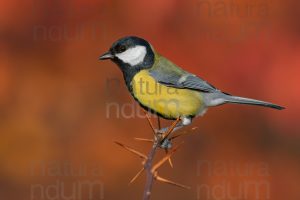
left=112, top=49, right=155, bottom=92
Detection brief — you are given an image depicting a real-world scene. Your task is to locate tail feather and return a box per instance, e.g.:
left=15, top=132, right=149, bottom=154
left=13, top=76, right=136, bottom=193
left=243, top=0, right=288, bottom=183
left=224, top=95, right=285, bottom=110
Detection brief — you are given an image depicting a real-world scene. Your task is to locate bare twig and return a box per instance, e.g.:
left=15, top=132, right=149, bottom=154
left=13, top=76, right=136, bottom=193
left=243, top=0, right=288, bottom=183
left=115, top=113, right=191, bottom=200
left=142, top=117, right=182, bottom=200
left=142, top=142, right=159, bottom=200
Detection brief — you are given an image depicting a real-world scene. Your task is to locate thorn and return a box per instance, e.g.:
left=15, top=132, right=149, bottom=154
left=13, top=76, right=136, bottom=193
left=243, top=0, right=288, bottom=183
left=165, top=149, right=173, bottom=168
left=114, top=141, right=147, bottom=160
left=168, top=158, right=173, bottom=168
left=155, top=175, right=190, bottom=190
left=134, top=138, right=154, bottom=143
left=152, top=142, right=183, bottom=172
left=161, top=118, right=181, bottom=140
left=169, top=127, right=198, bottom=140
left=129, top=168, right=144, bottom=185
left=143, top=110, right=156, bottom=135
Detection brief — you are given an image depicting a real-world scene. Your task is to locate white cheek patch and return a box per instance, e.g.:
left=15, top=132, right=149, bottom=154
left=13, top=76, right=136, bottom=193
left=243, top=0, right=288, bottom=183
left=116, top=45, right=147, bottom=66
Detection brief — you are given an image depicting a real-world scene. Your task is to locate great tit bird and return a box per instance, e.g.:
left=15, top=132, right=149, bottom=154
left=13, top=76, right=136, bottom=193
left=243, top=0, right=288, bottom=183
left=99, top=36, right=284, bottom=132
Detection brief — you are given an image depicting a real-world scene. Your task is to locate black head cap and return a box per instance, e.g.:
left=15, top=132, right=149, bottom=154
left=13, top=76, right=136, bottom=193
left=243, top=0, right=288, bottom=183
left=99, top=36, right=154, bottom=69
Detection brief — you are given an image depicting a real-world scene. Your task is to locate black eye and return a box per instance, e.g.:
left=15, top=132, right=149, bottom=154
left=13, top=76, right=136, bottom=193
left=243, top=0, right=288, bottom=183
left=116, top=45, right=126, bottom=53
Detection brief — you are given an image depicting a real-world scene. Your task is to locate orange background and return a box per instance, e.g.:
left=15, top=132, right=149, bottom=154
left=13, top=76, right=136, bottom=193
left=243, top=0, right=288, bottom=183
left=0, top=0, right=299, bottom=199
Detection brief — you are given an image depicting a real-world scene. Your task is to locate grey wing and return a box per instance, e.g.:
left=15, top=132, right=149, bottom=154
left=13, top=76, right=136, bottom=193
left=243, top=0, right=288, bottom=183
left=149, top=56, right=219, bottom=93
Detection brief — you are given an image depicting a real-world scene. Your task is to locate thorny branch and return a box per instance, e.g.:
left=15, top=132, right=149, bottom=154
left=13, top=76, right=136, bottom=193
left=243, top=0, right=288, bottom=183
left=115, top=112, right=198, bottom=200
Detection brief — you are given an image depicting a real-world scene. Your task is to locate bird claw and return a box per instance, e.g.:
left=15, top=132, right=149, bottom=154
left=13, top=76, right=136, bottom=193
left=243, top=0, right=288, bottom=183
left=160, top=138, right=172, bottom=149
left=155, top=127, right=171, bottom=135
left=154, top=128, right=164, bottom=135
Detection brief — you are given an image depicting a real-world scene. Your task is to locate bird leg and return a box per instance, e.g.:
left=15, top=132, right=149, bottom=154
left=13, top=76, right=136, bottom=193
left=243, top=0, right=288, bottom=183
left=155, top=116, right=192, bottom=135
left=155, top=123, right=184, bottom=135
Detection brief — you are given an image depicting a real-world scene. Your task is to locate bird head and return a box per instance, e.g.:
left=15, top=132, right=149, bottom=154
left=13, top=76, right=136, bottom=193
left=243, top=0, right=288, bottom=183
left=99, top=36, right=155, bottom=71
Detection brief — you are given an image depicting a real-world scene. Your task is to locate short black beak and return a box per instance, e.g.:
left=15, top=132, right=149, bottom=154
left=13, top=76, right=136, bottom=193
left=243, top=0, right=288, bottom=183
left=99, top=51, right=113, bottom=60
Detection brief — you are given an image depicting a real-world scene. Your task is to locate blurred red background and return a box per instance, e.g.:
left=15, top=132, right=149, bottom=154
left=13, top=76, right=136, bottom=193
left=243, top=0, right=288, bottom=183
left=0, top=0, right=299, bottom=199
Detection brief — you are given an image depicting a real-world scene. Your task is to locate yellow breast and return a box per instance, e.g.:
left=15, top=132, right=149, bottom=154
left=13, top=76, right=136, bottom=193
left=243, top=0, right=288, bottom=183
left=131, top=70, right=204, bottom=119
